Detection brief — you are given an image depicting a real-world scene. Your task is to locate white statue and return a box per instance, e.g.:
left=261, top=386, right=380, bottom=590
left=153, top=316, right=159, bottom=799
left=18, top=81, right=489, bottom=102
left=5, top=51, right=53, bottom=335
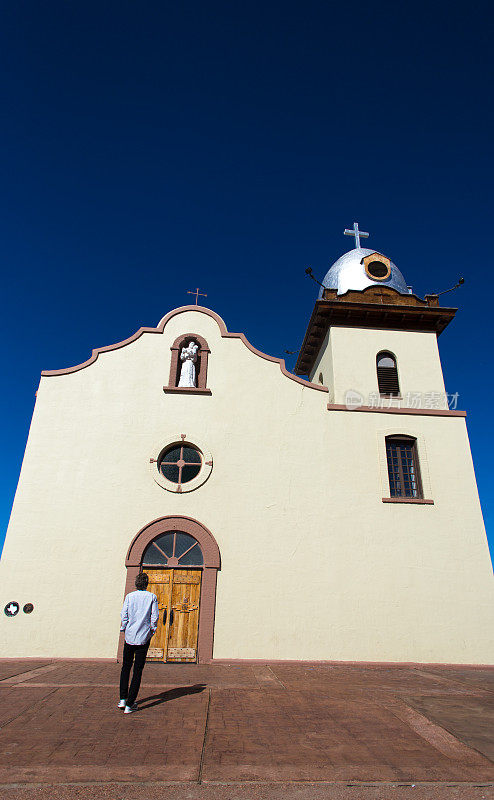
left=178, top=340, right=199, bottom=387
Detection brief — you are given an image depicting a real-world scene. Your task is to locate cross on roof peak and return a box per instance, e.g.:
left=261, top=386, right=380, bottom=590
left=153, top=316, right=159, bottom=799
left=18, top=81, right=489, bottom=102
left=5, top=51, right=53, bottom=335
left=187, top=288, right=207, bottom=305
left=343, top=222, right=369, bottom=249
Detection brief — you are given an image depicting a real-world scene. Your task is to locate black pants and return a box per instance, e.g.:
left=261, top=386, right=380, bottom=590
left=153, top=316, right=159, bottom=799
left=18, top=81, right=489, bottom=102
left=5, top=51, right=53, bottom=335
left=119, top=641, right=150, bottom=706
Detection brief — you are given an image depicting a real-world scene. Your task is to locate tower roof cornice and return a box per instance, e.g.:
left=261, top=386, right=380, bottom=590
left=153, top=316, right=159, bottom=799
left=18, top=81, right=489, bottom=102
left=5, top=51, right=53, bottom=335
left=295, top=286, right=457, bottom=377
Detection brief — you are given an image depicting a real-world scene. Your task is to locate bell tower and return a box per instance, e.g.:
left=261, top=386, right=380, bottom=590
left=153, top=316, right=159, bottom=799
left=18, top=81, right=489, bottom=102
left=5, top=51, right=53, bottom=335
left=295, top=228, right=457, bottom=410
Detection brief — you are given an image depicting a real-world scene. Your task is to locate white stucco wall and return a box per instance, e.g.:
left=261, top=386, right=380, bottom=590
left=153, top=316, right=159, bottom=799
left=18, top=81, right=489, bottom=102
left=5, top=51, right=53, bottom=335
left=1, top=307, right=493, bottom=663
left=311, top=326, right=448, bottom=409
left=309, top=330, right=334, bottom=400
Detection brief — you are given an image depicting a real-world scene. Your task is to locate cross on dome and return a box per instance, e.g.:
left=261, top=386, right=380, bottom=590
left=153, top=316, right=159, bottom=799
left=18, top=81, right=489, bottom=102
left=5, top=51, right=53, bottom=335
left=344, top=222, right=369, bottom=249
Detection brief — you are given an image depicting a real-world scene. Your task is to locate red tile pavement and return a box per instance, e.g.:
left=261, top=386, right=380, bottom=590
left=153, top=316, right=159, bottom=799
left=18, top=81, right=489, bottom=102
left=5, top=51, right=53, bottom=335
left=0, top=660, right=492, bottom=790
left=0, top=685, right=209, bottom=782
left=407, top=696, right=494, bottom=761
left=8, top=661, right=263, bottom=688
left=268, top=665, right=491, bottom=696
left=0, top=687, right=55, bottom=728
left=201, top=689, right=491, bottom=782
left=423, top=668, right=494, bottom=694
left=0, top=661, right=52, bottom=682
left=1, top=783, right=494, bottom=800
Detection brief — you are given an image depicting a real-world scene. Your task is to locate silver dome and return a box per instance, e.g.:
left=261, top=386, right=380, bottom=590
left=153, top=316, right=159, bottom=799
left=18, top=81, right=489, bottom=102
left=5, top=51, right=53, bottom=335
left=317, top=248, right=409, bottom=298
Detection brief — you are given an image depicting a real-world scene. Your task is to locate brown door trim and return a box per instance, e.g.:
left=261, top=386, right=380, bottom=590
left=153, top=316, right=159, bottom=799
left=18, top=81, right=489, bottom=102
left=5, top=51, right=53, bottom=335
left=119, top=516, right=220, bottom=663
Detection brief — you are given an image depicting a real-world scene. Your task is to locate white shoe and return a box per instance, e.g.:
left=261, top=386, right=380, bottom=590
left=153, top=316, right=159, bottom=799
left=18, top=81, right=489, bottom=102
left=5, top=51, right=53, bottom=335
left=124, top=703, right=138, bottom=714
left=117, top=699, right=126, bottom=709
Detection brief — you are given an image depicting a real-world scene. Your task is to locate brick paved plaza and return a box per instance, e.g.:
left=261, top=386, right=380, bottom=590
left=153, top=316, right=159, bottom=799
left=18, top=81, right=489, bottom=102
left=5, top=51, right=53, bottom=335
left=0, top=660, right=493, bottom=799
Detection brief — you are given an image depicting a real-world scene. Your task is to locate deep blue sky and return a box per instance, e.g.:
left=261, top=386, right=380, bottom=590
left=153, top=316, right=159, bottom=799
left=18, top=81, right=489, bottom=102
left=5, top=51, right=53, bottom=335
left=1, top=1, right=493, bottom=561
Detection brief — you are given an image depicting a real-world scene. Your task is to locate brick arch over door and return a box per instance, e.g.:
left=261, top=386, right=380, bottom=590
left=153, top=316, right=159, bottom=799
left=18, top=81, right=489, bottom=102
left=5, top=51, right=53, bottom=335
left=119, top=516, right=221, bottom=663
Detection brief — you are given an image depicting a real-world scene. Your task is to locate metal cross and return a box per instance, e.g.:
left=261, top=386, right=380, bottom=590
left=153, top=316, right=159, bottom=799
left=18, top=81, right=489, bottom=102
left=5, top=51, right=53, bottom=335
left=344, top=222, right=369, bottom=249
left=187, top=288, right=207, bottom=305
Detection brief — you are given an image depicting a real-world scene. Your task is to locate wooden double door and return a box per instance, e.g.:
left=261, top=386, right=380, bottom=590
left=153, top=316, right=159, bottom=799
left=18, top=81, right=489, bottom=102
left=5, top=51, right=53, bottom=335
left=144, top=569, right=202, bottom=663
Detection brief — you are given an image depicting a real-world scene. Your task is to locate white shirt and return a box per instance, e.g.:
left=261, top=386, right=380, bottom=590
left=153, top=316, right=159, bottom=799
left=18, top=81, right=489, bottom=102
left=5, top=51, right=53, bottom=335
left=120, top=590, right=159, bottom=646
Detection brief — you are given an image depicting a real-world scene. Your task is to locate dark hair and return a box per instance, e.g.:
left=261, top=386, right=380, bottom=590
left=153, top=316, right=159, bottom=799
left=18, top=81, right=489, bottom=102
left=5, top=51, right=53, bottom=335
left=135, top=572, right=149, bottom=590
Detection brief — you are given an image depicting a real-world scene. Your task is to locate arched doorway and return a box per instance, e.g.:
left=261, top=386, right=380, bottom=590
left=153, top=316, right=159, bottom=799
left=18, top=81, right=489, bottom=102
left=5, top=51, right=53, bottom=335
left=120, top=516, right=221, bottom=664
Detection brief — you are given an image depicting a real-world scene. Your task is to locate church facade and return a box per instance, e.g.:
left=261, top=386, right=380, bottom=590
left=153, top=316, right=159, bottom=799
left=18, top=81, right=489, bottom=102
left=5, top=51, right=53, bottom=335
left=1, top=239, right=493, bottom=664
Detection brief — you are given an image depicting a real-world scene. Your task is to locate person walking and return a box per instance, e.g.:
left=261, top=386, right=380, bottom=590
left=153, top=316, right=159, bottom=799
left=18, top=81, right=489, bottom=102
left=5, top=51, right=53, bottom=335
left=118, top=571, right=159, bottom=714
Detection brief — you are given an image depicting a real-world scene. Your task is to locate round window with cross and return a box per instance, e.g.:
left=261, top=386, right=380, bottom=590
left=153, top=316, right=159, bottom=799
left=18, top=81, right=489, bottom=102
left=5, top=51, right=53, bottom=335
left=150, top=437, right=213, bottom=493
left=159, top=444, right=202, bottom=485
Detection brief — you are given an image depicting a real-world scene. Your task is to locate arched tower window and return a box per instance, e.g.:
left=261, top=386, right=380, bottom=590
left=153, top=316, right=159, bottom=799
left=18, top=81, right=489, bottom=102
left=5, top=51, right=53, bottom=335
left=377, top=351, right=400, bottom=396
left=164, top=333, right=211, bottom=394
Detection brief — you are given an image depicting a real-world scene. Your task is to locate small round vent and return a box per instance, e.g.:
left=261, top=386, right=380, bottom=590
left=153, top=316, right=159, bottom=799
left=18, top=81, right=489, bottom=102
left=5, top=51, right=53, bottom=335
left=367, top=260, right=390, bottom=280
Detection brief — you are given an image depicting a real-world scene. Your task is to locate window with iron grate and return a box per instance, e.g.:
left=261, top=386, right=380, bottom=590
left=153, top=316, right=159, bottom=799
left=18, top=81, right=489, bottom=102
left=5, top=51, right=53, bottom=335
left=377, top=351, right=400, bottom=396
left=385, top=436, right=422, bottom=498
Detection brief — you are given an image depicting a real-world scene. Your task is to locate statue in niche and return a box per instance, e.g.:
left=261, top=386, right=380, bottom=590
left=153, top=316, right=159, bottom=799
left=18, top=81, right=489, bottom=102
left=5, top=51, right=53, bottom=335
left=178, top=340, right=199, bottom=387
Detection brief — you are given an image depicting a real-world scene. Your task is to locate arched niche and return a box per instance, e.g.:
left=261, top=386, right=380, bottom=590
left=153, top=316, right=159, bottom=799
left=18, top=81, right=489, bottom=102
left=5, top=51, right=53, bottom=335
left=164, top=333, right=211, bottom=394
